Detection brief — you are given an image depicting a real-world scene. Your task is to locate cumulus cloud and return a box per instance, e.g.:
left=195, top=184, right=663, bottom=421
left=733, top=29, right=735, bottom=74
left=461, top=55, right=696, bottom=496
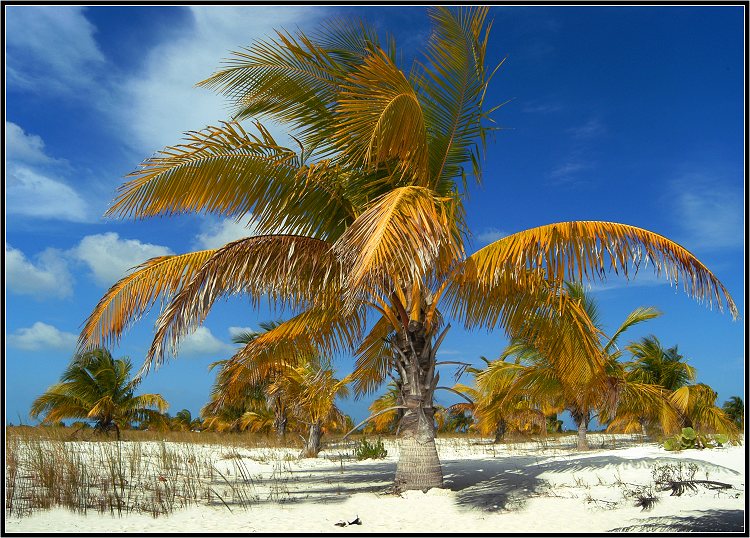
left=8, top=322, right=78, bottom=351
left=117, top=6, right=327, bottom=153
left=7, top=166, right=89, bottom=222
left=5, top=6, right=105, bottom=95
left=178, top=327, right=235, bottom=357
left=194, top=218, right=258, bottom=250
left=6, top=245, right=73, bottom=299
left=71, top=232, right=173, bottom=287
left=6, top=122, right=59, bottom=165
left=6, top=122, right=89, bottom=222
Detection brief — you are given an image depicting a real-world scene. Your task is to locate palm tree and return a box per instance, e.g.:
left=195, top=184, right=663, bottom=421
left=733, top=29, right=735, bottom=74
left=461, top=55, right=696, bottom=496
left=77, top=8, right=736, bottom=490
left=202, top=321, right=291, bottom=438
left=30, top=348, right=168, bottom=440
left=625, top=336, right=696, bottom=391
left=485, top=283, right=674, bottom=450
left=171, top=409, right=202, bottom=431
left=722, top=396, right=744, bottom=430
left=268, top=359, right=351, bottom=457
left=670, top=383, right=737, bottom=434
left=623, top=336, right=733, bottom=434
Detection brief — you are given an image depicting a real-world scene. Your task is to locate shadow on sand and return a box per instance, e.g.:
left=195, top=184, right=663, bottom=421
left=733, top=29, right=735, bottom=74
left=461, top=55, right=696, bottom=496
left=607, top=509, right=745, bottom=532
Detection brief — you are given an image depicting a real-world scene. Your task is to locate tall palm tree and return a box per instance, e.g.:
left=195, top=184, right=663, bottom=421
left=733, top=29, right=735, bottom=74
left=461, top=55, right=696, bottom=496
left=722, top=396, right=744, bottom=430
left=77, top=8, right=736, bottom=490
left=31, top=349, right=168, bottom=440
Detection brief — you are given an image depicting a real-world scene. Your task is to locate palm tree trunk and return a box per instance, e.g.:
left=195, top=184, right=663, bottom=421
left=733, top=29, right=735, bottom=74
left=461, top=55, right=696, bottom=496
left=273, top=402, right=287, bottom=441
left=572, top=410, right=590, bottom=450
left=493, top=418, right=507, bottom=443
left=301, top=422, right=322, bottom=458
left=393, top=320, right=443, bottom=492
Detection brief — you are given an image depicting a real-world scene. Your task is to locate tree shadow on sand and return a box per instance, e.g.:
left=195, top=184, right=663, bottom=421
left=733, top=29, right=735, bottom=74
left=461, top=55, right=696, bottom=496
left=443, top=454, right=741, bottom=512
left=607, top=509, right=745, bottom=532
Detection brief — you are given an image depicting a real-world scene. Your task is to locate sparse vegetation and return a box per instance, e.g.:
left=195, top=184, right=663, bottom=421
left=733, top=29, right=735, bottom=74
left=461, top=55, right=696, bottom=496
left=353, top=437, right=388, bottom=460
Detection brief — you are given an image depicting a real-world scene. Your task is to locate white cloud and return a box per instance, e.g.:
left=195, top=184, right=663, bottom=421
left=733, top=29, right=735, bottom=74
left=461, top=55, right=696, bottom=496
left=6, top=122, right=60, bottom=165
left=117, top=6, right=327, bottom=153
left=178, top=327, right=234, bottom=357
left=8, top=322, right=78, bottom=351
left=5, top=245, right=74, bottom=299
left=672, top=179, right=743, bottom=251
left=475, top=228, right=508, bottom=246
left=194, top=218, right=258, bottom=250
left=7, top=166, right=89, bottom=222
left=5, top=6, right=105, bottom=95
left=567, top=118, right=605, bottom=139
left=228, top=326, right=255, bottom=340
left=71, top=232, right=173, bottom=287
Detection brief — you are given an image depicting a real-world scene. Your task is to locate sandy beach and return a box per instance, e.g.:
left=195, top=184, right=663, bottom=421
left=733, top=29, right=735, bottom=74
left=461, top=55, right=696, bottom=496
left=5, top=434, right=745, bottom=534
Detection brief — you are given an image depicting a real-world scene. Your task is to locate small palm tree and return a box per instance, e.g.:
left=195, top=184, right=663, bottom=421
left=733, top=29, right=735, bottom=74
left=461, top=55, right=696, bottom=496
left=268, top=359, right=351, bottom=457
left=483, top=283, right=673, bottom=450
left=722, top=396, right=744, bottom=430
left=30, top=349, right=168, bottom=439
left=670, top=384, right=737, bottom=434
left=625, top=336, right=696, bottom=391
left=201, top=320, right=292, bottom=438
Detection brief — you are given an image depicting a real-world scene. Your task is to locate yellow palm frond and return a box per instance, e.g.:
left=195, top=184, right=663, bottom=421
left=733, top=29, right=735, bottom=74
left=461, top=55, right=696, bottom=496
left=106, top=121, right=299, bottom=220
left=335, top=47, right=428, bottom=183
left=351, top=314, right=396, bottom=395
left=420, top=6, right=496, bottom=191
left=78, top=250, right=216, bottom=351
left=143, top=235, right=341, bottom=371
left=464, top=221, right=737, bottom=318
left=334, top=186, right=463, bottom=303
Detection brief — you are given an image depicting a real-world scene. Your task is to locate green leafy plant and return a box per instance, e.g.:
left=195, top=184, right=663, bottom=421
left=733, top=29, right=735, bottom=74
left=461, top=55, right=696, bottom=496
left=662, top=427, right=732, bottom=451
left=353, top=437, right=388, bottom=460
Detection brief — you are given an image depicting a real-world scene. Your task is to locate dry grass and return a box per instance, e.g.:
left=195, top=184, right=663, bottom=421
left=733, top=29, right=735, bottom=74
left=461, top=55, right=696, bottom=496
left=5, top=426, right=274, bottom=518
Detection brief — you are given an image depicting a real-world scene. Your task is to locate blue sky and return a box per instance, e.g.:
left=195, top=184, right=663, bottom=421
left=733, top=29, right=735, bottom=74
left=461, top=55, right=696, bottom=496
left=5, top=5, right=745, bottom=429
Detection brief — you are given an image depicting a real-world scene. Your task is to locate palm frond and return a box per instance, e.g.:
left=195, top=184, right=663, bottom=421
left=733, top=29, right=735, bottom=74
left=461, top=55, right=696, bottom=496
left=78, top=250, right=216, bottom=351
left=464, top=221, right=737, bottom=318
left=334, top=186, right=463, bottom=303
left=419, top=6, right=496, bottom=192
left=335, top=47, right=429, bottom=183
left=143, top=235, right=341, bottom=371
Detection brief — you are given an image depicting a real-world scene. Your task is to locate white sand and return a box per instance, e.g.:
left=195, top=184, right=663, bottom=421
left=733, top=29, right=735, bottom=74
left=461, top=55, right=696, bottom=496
left=6, top=434, right=745, bottom=533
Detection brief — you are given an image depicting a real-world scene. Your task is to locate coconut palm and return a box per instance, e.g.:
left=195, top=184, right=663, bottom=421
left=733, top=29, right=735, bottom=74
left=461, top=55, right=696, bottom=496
left=267, top=358, right=351, bottom=457
left=485, top=283, right=675, bottom=450
left=77, top=8, right=736, bottom=490
left=722, top=396, right=744, bottom=430
left=201, top=321, right=291, bottom=438
left=625, top=336, right=696, bottom=391
left=670, top=383, right=737, bottom=434
left=30, top=348, right=168, bottom=440
left=624, top=336, right=726, bottom=431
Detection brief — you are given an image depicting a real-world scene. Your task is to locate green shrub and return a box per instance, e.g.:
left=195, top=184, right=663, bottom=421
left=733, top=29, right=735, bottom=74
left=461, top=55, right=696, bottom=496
left=662, top=427, right=733, bottom=451
left=353, top=437, right=387, bottom=460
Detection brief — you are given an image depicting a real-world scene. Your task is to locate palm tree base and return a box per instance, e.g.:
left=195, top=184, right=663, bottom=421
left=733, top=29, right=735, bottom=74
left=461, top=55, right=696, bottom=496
left=394, top=436, right=443, bottom=492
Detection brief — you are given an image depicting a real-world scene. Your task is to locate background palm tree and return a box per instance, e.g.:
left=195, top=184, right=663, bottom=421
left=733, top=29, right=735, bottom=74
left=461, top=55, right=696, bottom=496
left=201, top=320, right=291, bottom=438
left=484, top=283, right=672, bottom=450
left=625, top=336, right=696, bottom=391
left=722, top=396, right=744, bottom=430
left=30, top=348, right=168, bottom=440
left=268, top=358, right=351, bottom=457
left=77, top=8, right=736, bottom=490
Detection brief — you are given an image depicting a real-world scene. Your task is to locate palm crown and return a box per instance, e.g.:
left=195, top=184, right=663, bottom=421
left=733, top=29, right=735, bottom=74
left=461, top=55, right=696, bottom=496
left=31, top=348, right=168, bottom=439
left=77, top=7, right=736, bottom=490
